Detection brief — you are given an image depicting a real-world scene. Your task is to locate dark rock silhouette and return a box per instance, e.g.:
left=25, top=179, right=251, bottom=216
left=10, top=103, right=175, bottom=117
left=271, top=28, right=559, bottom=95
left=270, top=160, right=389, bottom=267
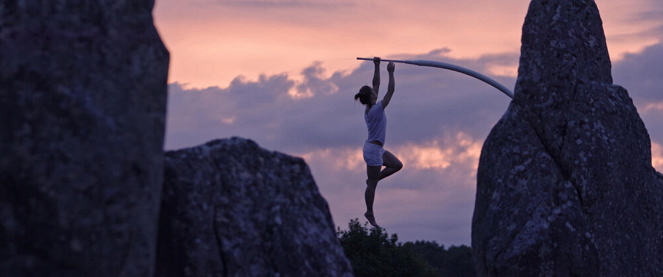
left=0, top=1, right=169, bottom=276
left=472, top=0, right=663, bottom=276
left=156, top=138, right=353, bottom=277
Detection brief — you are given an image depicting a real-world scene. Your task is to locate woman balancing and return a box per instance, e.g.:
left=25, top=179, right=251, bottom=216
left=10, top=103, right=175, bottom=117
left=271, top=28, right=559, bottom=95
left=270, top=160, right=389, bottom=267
left=354, top=57, right=403, bottom=227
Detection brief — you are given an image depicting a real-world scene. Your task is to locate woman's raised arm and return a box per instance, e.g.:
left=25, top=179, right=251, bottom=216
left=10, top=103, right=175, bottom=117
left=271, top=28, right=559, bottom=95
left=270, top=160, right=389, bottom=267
left=372, top=57, right=380, bottom=95
left=381, top=62, right=395, bottom=109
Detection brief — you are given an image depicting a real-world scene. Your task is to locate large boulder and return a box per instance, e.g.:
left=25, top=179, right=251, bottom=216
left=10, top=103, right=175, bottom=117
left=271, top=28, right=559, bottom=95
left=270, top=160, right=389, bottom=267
left=156, top=138, right=353, bottom=277
left=0, top=1, right=169, bottom=276
left=472, top=0, right=663, bottom=276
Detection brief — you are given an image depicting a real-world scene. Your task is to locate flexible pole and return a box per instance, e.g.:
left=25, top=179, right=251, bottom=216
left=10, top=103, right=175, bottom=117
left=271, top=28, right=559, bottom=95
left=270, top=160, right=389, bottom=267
left=357, top=57, right=514, bottom=99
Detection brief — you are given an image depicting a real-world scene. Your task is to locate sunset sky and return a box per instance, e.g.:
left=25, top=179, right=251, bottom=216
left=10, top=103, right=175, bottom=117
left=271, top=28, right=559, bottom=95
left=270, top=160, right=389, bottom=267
left=154, top=0, right=663, bottom=246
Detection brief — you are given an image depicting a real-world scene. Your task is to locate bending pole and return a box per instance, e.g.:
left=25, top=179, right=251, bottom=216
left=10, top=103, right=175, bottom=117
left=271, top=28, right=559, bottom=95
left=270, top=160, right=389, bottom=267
left=357, top=57, right=514, bottom=99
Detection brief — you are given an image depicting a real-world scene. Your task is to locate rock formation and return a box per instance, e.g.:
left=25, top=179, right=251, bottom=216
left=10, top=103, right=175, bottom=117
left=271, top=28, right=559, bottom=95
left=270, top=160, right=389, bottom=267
left=0, top=1, right=169, bottom=276
left=472, top=0, right=663, bottom=276
left=156, top=138, right=353, bottom=277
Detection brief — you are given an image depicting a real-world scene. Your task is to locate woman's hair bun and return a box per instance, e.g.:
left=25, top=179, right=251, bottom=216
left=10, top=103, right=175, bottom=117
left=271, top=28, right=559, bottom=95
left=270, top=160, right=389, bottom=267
left=354, top=85, right=372, bottom=105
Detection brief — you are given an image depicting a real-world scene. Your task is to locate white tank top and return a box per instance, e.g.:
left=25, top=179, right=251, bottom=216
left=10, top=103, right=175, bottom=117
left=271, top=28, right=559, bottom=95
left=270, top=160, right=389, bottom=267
left=364, top=101, right=387, bottom=145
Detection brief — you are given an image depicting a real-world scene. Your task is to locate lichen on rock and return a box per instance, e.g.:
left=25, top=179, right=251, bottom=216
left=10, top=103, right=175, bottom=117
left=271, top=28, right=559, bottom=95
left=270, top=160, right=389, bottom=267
left=0, top=1, right=169, bottom=276
left=472, top=0, right=663, bottom=276
left=156, top=137, right=353, bottom=277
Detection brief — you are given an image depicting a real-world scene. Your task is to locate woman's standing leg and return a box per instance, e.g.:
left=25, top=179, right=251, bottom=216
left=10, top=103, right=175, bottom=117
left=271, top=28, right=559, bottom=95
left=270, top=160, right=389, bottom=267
left=365, top=165, right=381, bottom=227
left=364, top=150, right=402, bottom=227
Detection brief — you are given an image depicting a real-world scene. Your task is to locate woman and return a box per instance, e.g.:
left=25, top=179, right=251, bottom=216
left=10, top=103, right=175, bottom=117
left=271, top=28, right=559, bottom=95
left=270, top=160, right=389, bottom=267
left=354, top=57, right=403, bottom=227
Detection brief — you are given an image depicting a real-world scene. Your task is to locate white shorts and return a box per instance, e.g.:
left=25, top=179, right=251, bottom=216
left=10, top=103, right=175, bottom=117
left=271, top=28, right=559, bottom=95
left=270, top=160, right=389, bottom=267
left=363, top=142, right=385, bottom=167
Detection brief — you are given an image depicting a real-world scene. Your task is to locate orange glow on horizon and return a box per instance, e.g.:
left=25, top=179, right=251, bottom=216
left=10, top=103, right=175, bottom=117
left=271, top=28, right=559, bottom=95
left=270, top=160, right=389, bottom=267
left=644, top=102, right=663, bottom=113
left=300, top=148, right=365, bottom=172
left=652, top=143, right=663, bottom=171
left=298, top=132, right=482, bottom=174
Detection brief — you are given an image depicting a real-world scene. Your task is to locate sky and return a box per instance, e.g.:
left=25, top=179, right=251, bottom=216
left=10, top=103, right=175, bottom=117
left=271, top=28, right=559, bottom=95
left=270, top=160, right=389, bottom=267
left=154, top=0, right=663, bottom=246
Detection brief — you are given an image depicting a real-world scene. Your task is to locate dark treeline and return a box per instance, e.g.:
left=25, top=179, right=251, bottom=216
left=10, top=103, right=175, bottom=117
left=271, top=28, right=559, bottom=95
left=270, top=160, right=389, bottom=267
left=337, top=219, right=477, bottom=277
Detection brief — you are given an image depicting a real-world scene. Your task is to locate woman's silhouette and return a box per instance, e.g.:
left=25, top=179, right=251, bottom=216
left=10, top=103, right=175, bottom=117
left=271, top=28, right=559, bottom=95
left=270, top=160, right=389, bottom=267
left=354, top=57, right=403, bottom=227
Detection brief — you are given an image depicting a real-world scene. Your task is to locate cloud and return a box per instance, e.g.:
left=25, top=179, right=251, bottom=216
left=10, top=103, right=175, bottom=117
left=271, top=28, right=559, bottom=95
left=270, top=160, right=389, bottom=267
left=295, top=61, right=339, bottom=97
left=165, top=73, right=295, bottom=149
left=299, top=131, right=482, bottom=188
left=395, top=133, right=482, bottom=171
left=166, top=50, right=515, bottom=152
left=614, top=43, right=663, bottom=101
left=643, top=102, right=663, bottom=113
left=612, top=40, right=663, bottom=156
left=652, top=143, right=663, bottom=170
left=629, top=0, right=663, bottom=23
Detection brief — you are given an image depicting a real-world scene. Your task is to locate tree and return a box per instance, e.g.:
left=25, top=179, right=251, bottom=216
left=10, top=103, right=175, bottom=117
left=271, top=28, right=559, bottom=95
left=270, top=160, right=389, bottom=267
left=337, top=219, right=478, bottom=277
left=336, top=219, right=441, bottom=277
left=403, top=241, right=477, bottom=277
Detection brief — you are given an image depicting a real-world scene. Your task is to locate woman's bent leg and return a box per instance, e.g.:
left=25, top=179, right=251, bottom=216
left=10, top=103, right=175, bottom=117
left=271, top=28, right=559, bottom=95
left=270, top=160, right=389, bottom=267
left=379, top=150, right=403, bottom=180
left=365, top=165, right=381, bottom=227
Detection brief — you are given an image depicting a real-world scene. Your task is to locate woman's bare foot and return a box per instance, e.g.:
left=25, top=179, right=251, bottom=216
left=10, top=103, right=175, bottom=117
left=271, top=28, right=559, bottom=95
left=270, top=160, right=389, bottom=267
left=364, top=211, right=379, bottom=227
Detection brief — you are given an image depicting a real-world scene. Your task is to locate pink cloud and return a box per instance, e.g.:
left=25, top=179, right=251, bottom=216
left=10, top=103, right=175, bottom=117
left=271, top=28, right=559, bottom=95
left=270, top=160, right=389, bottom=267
left=155, top=0, right=663, bottom=88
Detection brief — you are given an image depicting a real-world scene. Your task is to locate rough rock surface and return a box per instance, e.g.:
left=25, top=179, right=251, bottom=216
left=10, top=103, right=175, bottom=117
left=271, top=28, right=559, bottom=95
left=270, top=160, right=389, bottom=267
left=472, top=0, right=663, bottom=276
left=156, top=137, right=354, bottom=277
left=0, top=1, right=169, bottom=276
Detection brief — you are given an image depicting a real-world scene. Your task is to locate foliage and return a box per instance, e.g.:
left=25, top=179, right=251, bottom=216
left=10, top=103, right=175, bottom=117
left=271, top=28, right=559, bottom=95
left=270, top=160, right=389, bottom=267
left=336, top=219, right=440, bottom=277
left=337, top=219, right=476, bottom=277
left=403, top=241, right=477, bottom=277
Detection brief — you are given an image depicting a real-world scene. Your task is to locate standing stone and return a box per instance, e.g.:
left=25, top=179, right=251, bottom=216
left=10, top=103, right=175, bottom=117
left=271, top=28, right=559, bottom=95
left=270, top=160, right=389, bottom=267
left=472, top=0, right=663, bottom=276
left=0, top=1, right=169, bottom=276
left=157, top=138, right=353, bottom=277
